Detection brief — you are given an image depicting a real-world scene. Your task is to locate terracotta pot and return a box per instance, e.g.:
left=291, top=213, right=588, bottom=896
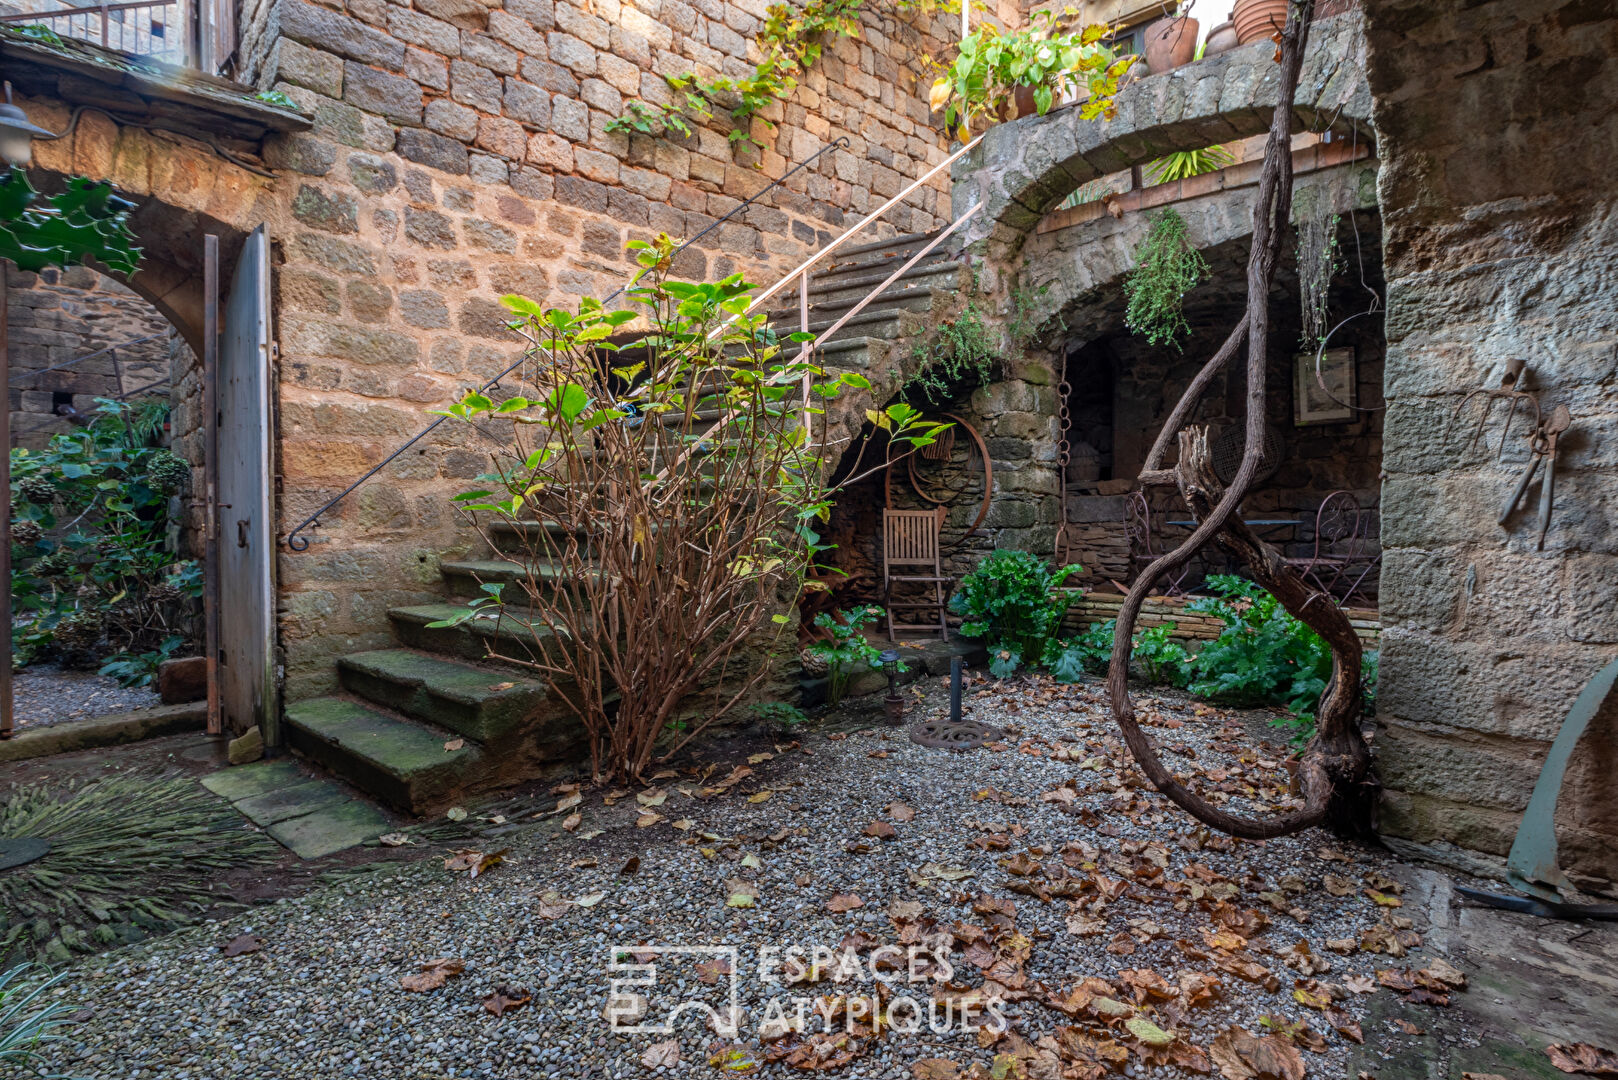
left=1203, top=20, right=1240, bottom=56
left=1013, top=83, right=1038, bottom=119
left=1232, top=0, right=1290, bottom=44
left=1143, top=16, right=1199, bottom=74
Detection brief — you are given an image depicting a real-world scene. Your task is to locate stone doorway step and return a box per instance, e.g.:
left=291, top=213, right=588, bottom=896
left=202, top=758, right=392, bottom=859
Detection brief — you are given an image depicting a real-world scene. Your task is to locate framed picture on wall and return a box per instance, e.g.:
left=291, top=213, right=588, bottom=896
left=1295, top=347, right=1356, bottom=425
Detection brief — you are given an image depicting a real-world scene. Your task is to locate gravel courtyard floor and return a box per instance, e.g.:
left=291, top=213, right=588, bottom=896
left=8, top=662, right=160, bottom=729
left=8, top=671, right=1609, bottom=1080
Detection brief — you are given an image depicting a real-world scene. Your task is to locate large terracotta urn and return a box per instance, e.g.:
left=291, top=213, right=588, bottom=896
left=1143, top=16, right=1200, bottom=74
left=1232, top=0, right=1289, bottom=44
left=1202, top=19, right=1239, bottom=56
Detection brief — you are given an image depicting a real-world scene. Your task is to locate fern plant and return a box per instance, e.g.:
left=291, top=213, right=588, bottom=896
left=1123, top=207, right=1209, bottom=350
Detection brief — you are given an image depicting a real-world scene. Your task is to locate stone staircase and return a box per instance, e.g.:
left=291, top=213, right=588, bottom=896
left=279, top=229, right=965, bottom=817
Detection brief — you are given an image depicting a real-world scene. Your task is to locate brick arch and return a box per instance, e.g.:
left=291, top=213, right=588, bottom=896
left=949, top=11, right=1372, bottom=261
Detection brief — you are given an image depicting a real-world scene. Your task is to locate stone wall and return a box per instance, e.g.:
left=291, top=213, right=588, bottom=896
left=1362, top=0, right=1618, bottom=891
left=233, top=0, right=1021, bottom=698
left=4, top=266, right=175, bottom=449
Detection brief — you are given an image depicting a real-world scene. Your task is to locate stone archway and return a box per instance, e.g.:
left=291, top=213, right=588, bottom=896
left=949, top=11, right=1373, bottom=261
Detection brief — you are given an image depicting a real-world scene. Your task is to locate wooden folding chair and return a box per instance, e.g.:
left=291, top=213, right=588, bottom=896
left=883, top=508, right=952, bottom=641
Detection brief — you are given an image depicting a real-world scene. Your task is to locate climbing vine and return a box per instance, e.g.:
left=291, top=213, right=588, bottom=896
left=1123, top=207, right=1208, bottom=351
left=605, top=0, right=864, bottom=153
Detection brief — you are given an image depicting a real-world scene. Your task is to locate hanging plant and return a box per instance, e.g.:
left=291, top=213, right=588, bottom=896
left=1123, top=207, right=1208, bottom=350
left=1295, top=185, right=1341, bottom=349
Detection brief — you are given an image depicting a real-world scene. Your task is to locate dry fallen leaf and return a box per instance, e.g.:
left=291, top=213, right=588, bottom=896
left=400, top=957, right=464, bottom=993
left=825, top=893, right=864, bottom=913
left=747, top=791, right=773, bottom=804
left=889, top=802, right=917, bottom=822
left=575, top=891, right=606, bottom=907
left=443, top=738, right=464, bottom=752
left=1547, top=1043, right=1618, bottom=1076
left=912, top=1058, right=961, bottom=1079
left=555, top=792, right=582, bottom=813
left=482, top=985, right=531, bottom=1016
left=725, top=879, right=759, bottom=908
left=378, top=832, right=414, bottom=847
left=562, top=812, right=582, bottom=832
left=642, top=1038, right=681, bottom=1068
left=864, top=820, right=898, bottom=840
left=220, top=934, right=263, bottom=958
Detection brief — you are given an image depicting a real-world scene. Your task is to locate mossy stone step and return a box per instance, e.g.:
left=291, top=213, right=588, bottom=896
left=283, top=697, right=484, bottom=815
left=387, top=602, right=562, bottom=664
left=337, top=648, right=552, bottom=743
left=439, top=559, right=598, bottom=598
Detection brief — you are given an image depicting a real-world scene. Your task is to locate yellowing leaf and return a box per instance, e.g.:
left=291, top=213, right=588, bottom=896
left=1126, top=1016, right=1175, bottom=1048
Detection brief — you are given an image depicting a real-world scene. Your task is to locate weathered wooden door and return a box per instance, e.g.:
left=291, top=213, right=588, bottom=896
left=216, top=226, right=278, bottom=743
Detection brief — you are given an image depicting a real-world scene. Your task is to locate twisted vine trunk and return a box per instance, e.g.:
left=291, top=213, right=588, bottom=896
left=1106, top=0, right=1376, bottom=839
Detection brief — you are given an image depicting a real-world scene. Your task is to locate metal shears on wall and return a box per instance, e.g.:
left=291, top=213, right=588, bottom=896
left=1497, top=403, right=1571, bottom=551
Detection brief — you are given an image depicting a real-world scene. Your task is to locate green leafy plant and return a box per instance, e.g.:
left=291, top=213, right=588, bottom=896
left=929, top=8, right=1135, bottom=140
left=3, top=24, right=65, bottom=47
left=606, top=0, right=863, bottom=153
left=98, top=633, right=186, bottom=688
left=1144, top=144, right=1236, bottom=185
left=436, top=234, right=941, bottom=781
left=1183, top=574, right=1378, bottom=744
left=1132, top=622, right=1191, bottom=685
left=1123, top=207, right=1209, bottom=350
left=0, top=965, right=72, bottom=1068
left=1184, top=575, right=1330, bottom=711
left=0, top=167, right=142, bottom=276
left=254, top=89, right=301, bottom=110
left=806, top=606, right=903, bottom=705
left=752, top=700, right=809, bottom=733
left=1043, top=617, right=1190, bottom=686
left=10, top=400, right=200, bottom=669
left=951, top=550, right=1081, bottom=677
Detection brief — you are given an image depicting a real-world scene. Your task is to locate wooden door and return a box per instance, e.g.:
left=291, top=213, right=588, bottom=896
left=216, top=226, right=278, bottom=742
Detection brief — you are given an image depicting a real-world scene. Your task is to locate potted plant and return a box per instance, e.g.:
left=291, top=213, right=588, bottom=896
left=1143, top=9, right=1200, bottom=74
left=1232, top=0, right=1290, bottom=44
left=930, top=9, right=1136, bottom=139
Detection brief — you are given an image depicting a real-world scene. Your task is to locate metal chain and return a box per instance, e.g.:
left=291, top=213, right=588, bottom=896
left=1055, top=347, right=1073, bottom=564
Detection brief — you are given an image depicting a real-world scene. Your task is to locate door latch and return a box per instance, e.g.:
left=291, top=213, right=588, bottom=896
left=237, top=519, right=250, bottom=548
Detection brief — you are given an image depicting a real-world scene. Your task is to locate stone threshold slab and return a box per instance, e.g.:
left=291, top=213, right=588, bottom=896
left=203, top=760, right=391, bottom=859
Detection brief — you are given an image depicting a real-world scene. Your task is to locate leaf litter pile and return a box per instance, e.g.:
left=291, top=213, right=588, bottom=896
left=33, top=675, right=1493, bottom=1079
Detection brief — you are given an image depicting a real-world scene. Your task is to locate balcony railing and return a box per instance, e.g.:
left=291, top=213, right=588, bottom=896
left=0, top=0, right=190, bottom=66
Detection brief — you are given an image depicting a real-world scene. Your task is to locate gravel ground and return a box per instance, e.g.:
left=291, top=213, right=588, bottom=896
left=9, top=662, right=160, bottom=728
left=7, top=673, right=1463, bottom=1080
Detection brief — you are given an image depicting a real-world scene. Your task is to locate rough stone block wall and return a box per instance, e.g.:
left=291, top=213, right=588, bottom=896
left=1362, top=0, right=1618, bottom=890
left=246, top=0, right=1003, bottom=699
left=4, top=266, right=174, bottom=449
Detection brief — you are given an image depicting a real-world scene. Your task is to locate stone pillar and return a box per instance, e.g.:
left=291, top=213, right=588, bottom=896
left=1364, top=0, right=1618, bottom=890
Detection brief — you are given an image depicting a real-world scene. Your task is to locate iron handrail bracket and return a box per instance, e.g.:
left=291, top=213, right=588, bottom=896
left=283, top=137, right=851, bottom=552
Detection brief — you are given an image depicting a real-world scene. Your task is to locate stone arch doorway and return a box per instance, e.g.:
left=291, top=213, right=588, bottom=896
left=6, top=170, right=276, bottom=741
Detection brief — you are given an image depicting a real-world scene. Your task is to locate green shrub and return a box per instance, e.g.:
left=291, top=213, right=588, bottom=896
left=950, top=550, right=1081, bottom=676
left=805, top=607, right=904, bottom=705
left=8, top=399, right=200, bottom=669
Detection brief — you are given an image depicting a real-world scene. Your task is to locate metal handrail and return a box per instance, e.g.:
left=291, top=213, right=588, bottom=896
left=0, top=0, right=182, bottom=58
left=6, top=330, right=166, bottom=386
left=284, top=137, right=852, bottom=552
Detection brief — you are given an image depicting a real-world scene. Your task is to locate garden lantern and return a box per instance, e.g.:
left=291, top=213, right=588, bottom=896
left=879, top=649, right=904, bottom=723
